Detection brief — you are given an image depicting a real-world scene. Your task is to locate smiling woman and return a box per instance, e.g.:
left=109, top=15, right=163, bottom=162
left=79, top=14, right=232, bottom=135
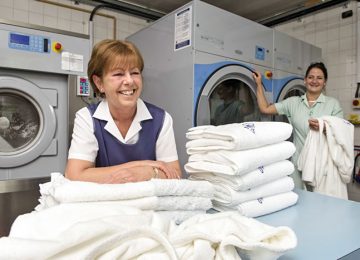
left=65, top=39, right=181, bottom=184
left=252, top=62, right=343, bottom=190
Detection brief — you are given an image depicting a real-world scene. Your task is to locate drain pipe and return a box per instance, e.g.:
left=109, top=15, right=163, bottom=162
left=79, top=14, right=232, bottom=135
left=89, top=4, right=112, bottom=53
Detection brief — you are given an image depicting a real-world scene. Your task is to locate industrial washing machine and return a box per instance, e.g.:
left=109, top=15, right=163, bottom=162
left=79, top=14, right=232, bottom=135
left=0, top=20, right=89, bottom=236
left=127, top=0, right=320, bottom=168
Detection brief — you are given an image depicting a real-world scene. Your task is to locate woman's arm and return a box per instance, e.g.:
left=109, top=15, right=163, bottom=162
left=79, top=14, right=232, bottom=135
left=65, top=159, right=180, bottom=183
left=252, top=71, right=278, bottom=115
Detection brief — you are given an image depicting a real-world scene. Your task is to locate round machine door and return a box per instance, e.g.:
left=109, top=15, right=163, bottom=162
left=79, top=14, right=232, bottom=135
left=275, top=78, right=306, bottom=123
left=196, top=65, right=261, bottom=126
left=0, top=76, right=56, bottom=167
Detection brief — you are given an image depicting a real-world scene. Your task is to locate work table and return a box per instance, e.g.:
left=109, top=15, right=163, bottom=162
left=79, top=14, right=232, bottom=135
left=257, top=189, right=360, bottom=259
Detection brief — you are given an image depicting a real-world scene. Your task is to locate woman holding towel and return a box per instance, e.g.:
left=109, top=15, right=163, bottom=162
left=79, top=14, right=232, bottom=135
left=65, top=39, right=181, bottom=183
left=252, top=62, right=343, bottom=189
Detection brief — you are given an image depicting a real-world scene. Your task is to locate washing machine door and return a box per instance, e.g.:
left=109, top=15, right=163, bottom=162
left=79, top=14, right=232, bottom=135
left=196, top=65, right=261, bottom=126
left=0, top=76, right=56, bottom=167
left=275, top=78, right=306, bottom=123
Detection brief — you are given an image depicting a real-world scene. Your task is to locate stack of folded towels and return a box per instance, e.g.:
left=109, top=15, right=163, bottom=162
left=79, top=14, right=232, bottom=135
left=36, top=172, right=215, bottom=224
left=184, top=121, right=298, bottom=217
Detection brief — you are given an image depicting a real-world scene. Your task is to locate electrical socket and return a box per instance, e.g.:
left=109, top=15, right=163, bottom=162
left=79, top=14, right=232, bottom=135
left=353, top=98, right=360, bottom=109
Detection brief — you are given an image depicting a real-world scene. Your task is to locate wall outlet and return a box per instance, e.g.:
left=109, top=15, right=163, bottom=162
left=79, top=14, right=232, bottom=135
left=353, top=98, right=360, bottom=109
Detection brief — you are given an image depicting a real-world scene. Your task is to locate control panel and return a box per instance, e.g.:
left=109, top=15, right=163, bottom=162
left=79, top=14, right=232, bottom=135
left=76, top=76, right=90, bottom=96
left=0, top=21, right=90, bottom=75
left=9, top=32, right=50, bottom=53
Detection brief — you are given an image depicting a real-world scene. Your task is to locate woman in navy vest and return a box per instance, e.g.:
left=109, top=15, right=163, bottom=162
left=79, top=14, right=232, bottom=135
left=65, top=39, right=181, bottom=183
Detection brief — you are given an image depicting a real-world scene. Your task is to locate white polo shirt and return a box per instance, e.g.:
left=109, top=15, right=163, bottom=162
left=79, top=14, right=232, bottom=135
left=68, top=98, right=179, bottom=163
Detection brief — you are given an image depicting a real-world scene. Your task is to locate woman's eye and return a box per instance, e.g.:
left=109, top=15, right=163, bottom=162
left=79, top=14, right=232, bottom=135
left=114, top=73, right=124, bottom=76
left=131, top=71, right=140, bottom=75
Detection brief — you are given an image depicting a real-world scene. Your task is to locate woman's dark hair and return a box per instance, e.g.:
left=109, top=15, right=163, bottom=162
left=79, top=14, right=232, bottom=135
left=305, top=62, right=328, bottom=81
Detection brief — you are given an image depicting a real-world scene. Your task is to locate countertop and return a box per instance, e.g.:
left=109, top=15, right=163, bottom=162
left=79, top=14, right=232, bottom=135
left=257, top=189, right=360, bottom=259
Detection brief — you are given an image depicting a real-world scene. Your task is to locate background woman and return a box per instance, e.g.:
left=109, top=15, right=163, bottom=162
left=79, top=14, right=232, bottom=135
left=252, top=62, right=343, bottom=189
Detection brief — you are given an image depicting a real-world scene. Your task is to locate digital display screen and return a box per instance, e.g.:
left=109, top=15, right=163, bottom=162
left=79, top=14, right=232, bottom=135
left=10, top=33, right=30, bottom=45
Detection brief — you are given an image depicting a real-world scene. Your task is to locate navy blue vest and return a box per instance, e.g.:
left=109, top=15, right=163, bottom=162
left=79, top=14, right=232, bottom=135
left=87, top=101, right=165, bottom=167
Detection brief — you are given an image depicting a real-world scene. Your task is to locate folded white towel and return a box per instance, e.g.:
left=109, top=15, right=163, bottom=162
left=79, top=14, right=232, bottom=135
left=186, top=121, right=293, bottom=153
left=1, top=203, right=297, bottom=260
left=37, top=196, right=212, bottom=212
left=213, top=176, right=295, bottom=206
left=185, top=141, right=295, bottom=175
left=189, top=160, right=294, bottom=191
left=213, top=191, right=299, bottom=218
left=36, top=173, right=215, bottom=209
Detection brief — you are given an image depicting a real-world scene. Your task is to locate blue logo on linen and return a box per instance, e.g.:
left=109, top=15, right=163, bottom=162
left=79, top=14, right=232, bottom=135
left=242, top=122, right=255, bottom=134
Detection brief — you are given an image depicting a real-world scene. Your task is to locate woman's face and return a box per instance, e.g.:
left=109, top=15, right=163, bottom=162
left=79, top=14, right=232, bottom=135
left=94, top=65, right=143, bottom=110
left=304, top=67, right=326, bottom=95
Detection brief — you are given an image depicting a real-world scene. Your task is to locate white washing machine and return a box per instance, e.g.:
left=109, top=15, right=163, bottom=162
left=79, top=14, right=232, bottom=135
left=0, top=20, right=89, bottom=236
left=128, top=0, right=276, bottom=167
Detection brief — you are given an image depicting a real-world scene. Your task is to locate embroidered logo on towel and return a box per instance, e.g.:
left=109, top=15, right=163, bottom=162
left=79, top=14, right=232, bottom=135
left=258, top=166, right=264, bottom=173
left=242, top=122, right=255, bottom=134
left=257, top=198, right=263, bottom=204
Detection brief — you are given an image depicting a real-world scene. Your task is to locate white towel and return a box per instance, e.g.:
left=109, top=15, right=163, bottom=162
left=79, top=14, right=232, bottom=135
left=213, top=177, right=295, bottom=206
left=298, top=116, right=354, bottom=199
left=37, top=173, right=214, bottom=208
left=0, top=203, right=297, bottom=260
left=186, top=121, right=293, bottom=153
left=214, top=191, right=299, bottom=218
left=189, top=160, right=294, bottom=191
left=185, top=141, right=296, bottom=175
left=37, top=196, right=212, bottom=212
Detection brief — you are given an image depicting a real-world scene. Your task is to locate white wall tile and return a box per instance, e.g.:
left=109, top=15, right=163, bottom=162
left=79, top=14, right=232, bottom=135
left=43, top=4, right=57, bottom=17
left=13, top=9, right=28, bottom=23
left=44, top=15, right=57, bottom=29
left=58, top=7, right=71, bottom=20
left=14, top=0, right=28, bottom=11
left=29, top=11, right=43, bottom=26
left=29, top=0, right=43, bottom=14
left=0, top=0, right=13, bottom=8
left=0, top=6, right=13, bottom=20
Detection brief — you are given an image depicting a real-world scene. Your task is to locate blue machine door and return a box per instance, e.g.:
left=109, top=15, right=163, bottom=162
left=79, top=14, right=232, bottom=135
left=0, top=75, right=56, bottom=168
left=274, top=78, right=306, bottom=124
left=195, top=65, right=262, bottom=126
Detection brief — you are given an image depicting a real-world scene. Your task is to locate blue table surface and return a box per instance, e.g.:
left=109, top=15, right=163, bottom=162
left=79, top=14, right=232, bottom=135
left=257, top=189, right=360, bottom=260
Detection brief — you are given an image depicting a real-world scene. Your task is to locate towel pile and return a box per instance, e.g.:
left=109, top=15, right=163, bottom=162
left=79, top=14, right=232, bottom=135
left=35, top=173, right=215, bottom=224
left=184, top=121, right=298, bottom=217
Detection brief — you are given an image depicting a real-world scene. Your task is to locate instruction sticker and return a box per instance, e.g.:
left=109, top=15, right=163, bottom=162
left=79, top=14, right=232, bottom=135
left=174, top=6, right=192, bottom=51
left=61, top=52, right=84, bottom=72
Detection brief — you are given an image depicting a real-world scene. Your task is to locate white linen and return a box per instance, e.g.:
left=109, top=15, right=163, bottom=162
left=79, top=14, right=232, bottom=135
left=186, top=121, right=293, bottom=153
left=214, top=191, right=299, bottom=218
left=189, top=160, right=294, bottom=191
left=36, top=173, right=214, bottom=211
left=298, top=116, right=354, bottom=199
left=213, top=177, right=295, bottom=206
left=185, top=141, right=296, bottom=175
left=0, top=203, right=297, bottom=260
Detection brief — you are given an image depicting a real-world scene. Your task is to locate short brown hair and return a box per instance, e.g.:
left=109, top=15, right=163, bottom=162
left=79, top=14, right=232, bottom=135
left=87, top=39, right=144, bottom=97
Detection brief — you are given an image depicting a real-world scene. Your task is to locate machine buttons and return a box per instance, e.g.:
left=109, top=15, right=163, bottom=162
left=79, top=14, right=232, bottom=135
left=264, top=71, right=273, bottom=79
left=52, top=42, right=63, bottom=53
left=76, top=76, right=90, bottom=96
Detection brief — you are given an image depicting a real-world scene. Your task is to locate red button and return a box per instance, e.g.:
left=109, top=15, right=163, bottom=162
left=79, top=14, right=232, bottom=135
left=353, top=99, right=359, bottom=106
left=55, top=43, right=62, bottom=50
left=265, top=71, right=273, bottom=78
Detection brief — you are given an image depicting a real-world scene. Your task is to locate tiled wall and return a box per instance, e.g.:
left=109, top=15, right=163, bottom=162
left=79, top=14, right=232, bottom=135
left=0, top=0, right=149, bottom=44
left=2, top=0, right=360, bottom=200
